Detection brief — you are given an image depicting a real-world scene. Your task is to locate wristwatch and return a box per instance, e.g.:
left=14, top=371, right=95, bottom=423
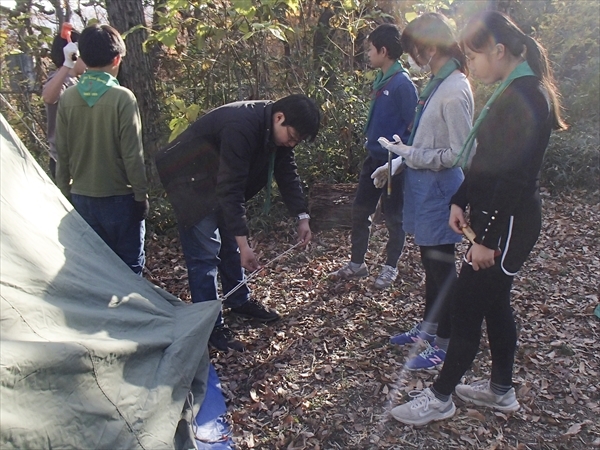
left=297, top=213, right=310, bottom=221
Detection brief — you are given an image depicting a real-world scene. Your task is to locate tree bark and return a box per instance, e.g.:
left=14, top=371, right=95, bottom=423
left=105, top=0, right=163, bottom=185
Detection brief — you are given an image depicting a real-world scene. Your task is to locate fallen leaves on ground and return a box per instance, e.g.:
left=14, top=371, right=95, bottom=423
left=146, top=191, right=599, bottom=449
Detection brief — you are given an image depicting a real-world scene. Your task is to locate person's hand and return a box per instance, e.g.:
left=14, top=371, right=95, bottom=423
left=449, top=204, right=466, bottom=234
left=370, top=157, right=404, bottom=188
left=239, top=245, right=261, bottom=272
left=466, top=243, right=496, bottom=271
left=62, top=42, right=79, bottom=69
left=297, top=219, right=312, bottom=247
left=378, top=134, right=412, bottom=158
left=371, top=163, right=388, bottom=188
left=134, top=199, right=149, bottom=221
left=236, top=236, right=261, bottom=272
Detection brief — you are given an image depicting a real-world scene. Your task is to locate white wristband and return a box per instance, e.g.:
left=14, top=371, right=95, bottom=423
left=297, top=213, right=310, bottom=221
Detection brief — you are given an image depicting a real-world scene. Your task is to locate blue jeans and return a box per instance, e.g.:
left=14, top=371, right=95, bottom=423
left=71, top=193, right=145, bottom=275
left=178, top=211, right=250, bottom=326
left=351, top=155, right=405, bottom=267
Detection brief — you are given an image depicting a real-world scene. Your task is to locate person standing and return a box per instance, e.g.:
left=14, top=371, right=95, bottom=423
left=42, top=30, right=86, bottom=179
left=331, top=24, right=418, bottom=289
left=390, top=10, right=566, bottom=425
left=155, top=94, right=320, bottom=352
left=56, top=24, right=148, bottom=276
left=377, top=13, right=474, bottom=370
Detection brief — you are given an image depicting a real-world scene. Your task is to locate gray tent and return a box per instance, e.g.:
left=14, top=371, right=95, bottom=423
left=0, top=113, right=220, bottom=449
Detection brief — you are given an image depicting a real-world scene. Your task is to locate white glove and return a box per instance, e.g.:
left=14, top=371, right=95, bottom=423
left=62, top=42, right=79, bottom=69
left=378, top=134, right=412, bottom=158
left=371, top=156, right=404, bottom=189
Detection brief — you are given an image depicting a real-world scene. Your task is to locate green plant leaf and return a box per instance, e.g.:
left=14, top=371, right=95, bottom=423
left=168, top=117, right=189, bottom=142
left=232, top=0, right=255, bottom=15
left=268, top=26, right=287, bottom=42
left=185, top=104, right=201, bottom=122
left=405, top=11, right=418, bottom=23
left=122, top=24, right=146, bottom=39
left=155, top=28, right=178, bottom=48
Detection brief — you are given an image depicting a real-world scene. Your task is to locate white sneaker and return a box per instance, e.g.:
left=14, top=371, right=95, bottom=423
left=374, top=265, right=398, bottom=289
left=455, top=380, right=520, bottom=412
left=391, top=388, right=456, bottom=426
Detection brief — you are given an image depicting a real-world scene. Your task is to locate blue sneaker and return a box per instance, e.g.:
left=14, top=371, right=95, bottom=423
left=406, top=343, right=446, bottom=370
left=390, top=324, right=435, bottom=346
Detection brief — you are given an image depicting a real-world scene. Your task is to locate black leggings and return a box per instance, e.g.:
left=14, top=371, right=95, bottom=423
left=433, top=262, right=517, bottom=395
left=420, top=244, right=456, bottom=339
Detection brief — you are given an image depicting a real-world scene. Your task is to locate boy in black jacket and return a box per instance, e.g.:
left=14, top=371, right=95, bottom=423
left=156, top=94, right=320, bottom=351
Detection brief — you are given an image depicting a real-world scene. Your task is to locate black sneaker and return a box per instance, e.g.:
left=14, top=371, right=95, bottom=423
left=209, top=325, right=245, bottom=352
left=229, top=298, right=281, bottom=323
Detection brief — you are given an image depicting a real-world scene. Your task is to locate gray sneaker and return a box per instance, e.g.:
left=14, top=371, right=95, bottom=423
left=374, top=265, right=398, bottom=289
left=455, top=380, right=520, bottom=412
left=391, top=388, right=456, bottom=426
left=330, top=262, right=369, bottom=279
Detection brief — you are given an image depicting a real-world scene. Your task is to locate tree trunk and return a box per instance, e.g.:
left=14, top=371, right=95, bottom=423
left=105, top=0, right=163, bottom=185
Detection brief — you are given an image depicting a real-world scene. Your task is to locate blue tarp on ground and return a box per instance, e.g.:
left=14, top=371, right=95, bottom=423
left=195, top=364, right=234, bottom=449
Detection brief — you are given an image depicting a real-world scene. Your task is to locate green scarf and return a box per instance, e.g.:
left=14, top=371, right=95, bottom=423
left=363, top=61, right=408, bottom=133
left=407, top=58, right=460, bottom=145
left=453, top=61, right=536, bottom=168
left=77, top=70, right=120, bottom=107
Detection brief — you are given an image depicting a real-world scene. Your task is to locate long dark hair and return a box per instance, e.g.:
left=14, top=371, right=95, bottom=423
left=461, top=11, right=567, bottom=130
left=401, top=12, right=468, bottom=75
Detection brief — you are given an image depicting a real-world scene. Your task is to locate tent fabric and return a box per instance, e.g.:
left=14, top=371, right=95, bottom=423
left=0, top=113, right=222, bottom=450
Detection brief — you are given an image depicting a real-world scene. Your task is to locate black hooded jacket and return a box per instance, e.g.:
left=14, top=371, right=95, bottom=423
left=155, top=101, right=308, bottom=235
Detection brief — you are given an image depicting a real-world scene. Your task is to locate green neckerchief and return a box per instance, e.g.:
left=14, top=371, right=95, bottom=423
left=407, top=58, right=460, bottom=145
left=263, top=151, right=276, bottom=214
left=453, top=61, right=536, bottom=168
left=363, top=61, right=408, bottom=133
left=77, top=70, right=120, bottom=107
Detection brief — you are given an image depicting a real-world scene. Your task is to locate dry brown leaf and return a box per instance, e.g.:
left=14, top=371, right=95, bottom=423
left=145, top=193, right=600, bottom=449
left=465, top=408, right=487, bottom=422
left=564, top=422, right=583, bottom=436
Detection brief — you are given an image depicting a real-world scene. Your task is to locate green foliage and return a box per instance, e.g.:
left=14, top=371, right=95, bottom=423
left=1, top=0, right=598, bottom=235
left=541, top=120, right=599, bottom=196
left=147, top=187, right=179, bottom=235
left=537, top=1, right=600, bottom=122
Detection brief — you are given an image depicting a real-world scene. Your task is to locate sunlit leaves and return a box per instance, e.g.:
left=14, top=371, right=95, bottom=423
left=155, top=28, right=178, bottom=48
left=231, top=0, right=255, bottom=16
left=280, top=0, right=300, bottom=15
left=404, top=11, right=418, bottom=23
left=166, top=0, right=188, bottom=9
left=268, top=26, right=287, bottom=42
left=166, top=95, right=201, bottom=141
left=168, top=117, right=188, bottom=142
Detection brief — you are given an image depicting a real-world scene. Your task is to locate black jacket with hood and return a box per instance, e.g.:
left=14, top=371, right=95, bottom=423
left=155, top=101, right=308, bottom=235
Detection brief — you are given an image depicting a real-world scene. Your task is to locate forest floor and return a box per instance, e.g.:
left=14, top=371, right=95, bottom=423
left=145, top=190, right=599, bottom=450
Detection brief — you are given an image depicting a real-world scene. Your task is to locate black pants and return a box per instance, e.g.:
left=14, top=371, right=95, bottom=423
left=433, top=262, right=517, bottom=395
left=350, top=155, right=405, bottom=267
left=421, top=244, right=456, bottom=339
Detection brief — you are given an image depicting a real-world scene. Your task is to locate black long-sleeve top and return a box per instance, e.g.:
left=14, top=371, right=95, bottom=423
left=451, top=76, right=554, bottom=272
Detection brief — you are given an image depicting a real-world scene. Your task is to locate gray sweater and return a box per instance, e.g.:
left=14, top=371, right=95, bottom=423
left=403, top=71, right=474, bottom=170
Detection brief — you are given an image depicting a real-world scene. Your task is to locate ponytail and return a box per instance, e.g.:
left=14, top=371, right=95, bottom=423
left=523, top=35, right=567, bottom=130
left=461, top=11, right=567, bottom=130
